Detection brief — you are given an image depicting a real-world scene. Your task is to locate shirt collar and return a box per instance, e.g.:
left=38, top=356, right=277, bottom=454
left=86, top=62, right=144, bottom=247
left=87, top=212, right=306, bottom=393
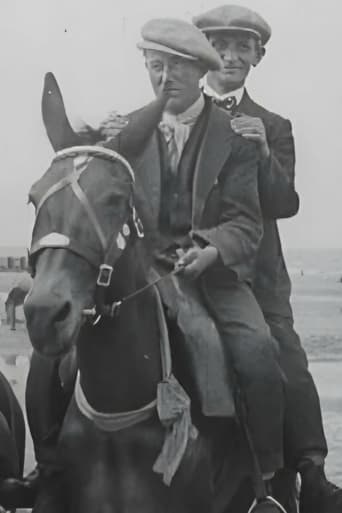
left=163, top=93, right=205, bottom=126
left=201, top=76, right=245, bottom=106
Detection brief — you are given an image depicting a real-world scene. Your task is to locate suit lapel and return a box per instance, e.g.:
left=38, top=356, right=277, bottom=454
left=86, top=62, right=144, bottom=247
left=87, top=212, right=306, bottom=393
left=237, top=90, right=259, bottom=116
left=177, top=106, right=207, bottom=183
left=133, top=132, right=161, bottom=221
left=192, top=102, right=235, bottom=228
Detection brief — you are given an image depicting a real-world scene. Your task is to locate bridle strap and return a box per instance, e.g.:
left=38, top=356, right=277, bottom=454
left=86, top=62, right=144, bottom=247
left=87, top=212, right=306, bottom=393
left=110, top=266, right=183, bottom=310
left=70, top=177, right=107, bottom=252
left=36, top=172, right=80, bottom=218
left=32, top=145, right=137, bottom=260
left=55, top=146, right=135, bottom=183
left=34, top=164, right=108, bottom=257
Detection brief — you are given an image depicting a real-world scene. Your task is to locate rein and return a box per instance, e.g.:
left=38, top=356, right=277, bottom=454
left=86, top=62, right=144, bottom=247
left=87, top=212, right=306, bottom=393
left=83, top=265, right=184, bottom=322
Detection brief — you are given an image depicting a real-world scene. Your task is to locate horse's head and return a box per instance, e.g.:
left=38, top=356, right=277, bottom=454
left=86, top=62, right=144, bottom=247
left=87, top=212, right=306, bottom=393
left=25, top=146, right=141, bottom=357
left=24, top=73, right=165, bottom=357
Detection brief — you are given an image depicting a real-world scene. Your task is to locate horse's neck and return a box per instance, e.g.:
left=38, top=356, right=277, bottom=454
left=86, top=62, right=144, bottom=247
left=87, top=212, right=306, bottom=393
left=77, top=246, right=162, bottom=413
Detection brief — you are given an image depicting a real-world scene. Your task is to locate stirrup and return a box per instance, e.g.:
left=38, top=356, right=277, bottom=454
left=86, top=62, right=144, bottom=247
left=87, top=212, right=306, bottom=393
left=247, top=496, right=288, bottom=513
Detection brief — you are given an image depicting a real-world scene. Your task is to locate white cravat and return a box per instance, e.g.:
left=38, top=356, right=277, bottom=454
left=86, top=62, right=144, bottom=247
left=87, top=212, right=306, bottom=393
left=159, top=94, right=205, bottom=174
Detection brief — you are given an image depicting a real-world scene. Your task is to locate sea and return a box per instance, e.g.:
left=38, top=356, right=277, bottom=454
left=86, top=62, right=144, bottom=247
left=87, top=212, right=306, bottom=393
left=284, top=248, right=342, bottom=362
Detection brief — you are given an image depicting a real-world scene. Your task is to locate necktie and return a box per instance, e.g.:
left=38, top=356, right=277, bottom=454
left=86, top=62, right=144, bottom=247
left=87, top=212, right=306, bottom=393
left=159, top=97, right=204, bottom=175
left=213, top=96, right=237, bottom=113
left=159, top=117, right=191, bottom=176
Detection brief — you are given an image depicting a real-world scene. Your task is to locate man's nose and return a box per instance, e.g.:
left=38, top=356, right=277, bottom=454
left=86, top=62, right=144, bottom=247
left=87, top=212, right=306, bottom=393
left=161, top=64, right=173, bottom=84
left=222, top=48, right=238, bottom=63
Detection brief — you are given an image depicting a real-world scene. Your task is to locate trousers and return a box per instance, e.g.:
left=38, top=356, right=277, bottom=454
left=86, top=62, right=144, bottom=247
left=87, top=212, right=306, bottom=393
left=201, top=278, right=285, bottom=474
left=265, top=313, right=327, bottom=467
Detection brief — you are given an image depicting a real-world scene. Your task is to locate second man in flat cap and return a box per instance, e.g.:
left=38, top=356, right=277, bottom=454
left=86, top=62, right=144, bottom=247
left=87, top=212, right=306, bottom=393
left=194, top=5, right=342, bottom=513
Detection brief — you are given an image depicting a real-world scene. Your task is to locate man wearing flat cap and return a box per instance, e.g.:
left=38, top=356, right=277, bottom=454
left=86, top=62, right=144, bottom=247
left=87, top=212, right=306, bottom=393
left=133, top=16, right=286, bottom=493
left=194, top=5, right=342, bottom=513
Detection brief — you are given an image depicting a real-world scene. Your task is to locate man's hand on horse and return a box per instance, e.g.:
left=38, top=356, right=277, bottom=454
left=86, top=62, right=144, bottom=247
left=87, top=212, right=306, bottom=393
left=175, top=245, right=218, bottom=279
left=231, top=114, right=270, bottom=160
left=99, top=112, right=129, bottom=139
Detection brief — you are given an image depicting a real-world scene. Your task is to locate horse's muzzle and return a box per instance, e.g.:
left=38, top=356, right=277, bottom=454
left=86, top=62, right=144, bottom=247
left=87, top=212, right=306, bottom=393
left=24, top=287, right=78, bottom=357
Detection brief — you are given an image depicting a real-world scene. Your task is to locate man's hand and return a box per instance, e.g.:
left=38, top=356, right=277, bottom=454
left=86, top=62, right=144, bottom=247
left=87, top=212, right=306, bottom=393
left=231, top=114, right=270, bottom=160
left=175, top=245, right=218, bottom=280
left=99, top=112, right=129, bottom=139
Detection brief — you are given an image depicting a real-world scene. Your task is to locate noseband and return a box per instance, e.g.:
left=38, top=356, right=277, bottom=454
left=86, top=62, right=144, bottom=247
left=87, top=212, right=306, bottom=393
left=29, top=146, right=144, bottom=322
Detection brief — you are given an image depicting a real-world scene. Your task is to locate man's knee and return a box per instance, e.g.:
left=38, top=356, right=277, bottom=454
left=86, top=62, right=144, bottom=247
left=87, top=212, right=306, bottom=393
left=266, top=315, right=310, bottom=380
left=201, top=280, right=282, bottom=387
left=226, top=324, right=282, bottom=389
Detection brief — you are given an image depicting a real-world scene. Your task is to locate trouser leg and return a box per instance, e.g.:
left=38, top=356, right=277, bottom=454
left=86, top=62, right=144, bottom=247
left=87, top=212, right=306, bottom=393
left=265, top=314, right=327, bottom=468
left=201, top=279, right=285, bottom=474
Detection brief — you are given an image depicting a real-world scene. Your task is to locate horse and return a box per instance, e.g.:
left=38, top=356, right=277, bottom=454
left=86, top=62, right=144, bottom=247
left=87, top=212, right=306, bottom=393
left=0, top=370, right=27, bottom=510
left=5, top=273, right=33, bottom=330
left=23, top=72, right=297, bottom=513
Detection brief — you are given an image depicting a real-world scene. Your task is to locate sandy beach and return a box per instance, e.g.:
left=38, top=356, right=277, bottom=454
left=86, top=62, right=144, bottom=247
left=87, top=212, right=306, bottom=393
left=0, top=262, right=341, bottom=485
left=290, top=266, right=342, bottom=483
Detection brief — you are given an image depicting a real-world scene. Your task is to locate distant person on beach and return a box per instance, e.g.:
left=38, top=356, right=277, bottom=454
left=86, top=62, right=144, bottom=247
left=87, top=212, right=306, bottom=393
left=5, top=273, right=32, bottom=330
left=193, top=5, right=342, bottom=512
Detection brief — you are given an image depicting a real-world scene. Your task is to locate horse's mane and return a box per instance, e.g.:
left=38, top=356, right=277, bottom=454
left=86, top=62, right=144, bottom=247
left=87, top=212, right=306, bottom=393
left=75, top=112, right=129, bottom=145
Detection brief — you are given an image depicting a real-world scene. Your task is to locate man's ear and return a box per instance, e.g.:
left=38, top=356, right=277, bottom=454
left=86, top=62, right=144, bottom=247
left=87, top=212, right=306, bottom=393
left=253, top=46, right=266, bottom=67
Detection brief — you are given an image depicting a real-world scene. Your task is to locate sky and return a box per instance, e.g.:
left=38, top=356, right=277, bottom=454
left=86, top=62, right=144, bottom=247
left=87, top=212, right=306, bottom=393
left=0, top=0, right=341, bottom=249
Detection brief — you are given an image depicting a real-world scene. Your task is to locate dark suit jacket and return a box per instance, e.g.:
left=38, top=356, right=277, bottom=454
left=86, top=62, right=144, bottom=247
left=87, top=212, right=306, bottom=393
left=131, top=97, right=263, bottom=285
left=237, top=91, right=299, bottom=318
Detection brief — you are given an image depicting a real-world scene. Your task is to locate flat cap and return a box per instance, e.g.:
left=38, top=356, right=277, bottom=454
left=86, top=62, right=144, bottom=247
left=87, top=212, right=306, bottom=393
left=137, top=18, right=222, bottom=71
left=193, top=5, right=271, bottom=46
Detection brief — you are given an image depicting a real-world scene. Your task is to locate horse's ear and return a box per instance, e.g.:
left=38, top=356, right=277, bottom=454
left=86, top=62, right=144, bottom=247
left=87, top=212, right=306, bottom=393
left=42, top=72, right=82, bottom=151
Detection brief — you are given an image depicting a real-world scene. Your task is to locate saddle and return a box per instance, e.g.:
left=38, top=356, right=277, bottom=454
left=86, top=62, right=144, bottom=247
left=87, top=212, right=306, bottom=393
left=149, top=266, right=235, bottom=418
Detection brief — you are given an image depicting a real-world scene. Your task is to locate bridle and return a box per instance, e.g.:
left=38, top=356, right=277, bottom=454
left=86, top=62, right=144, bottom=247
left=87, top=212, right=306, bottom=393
left=29, top=145, right=181, bottom=324
left=29, top=145, right=145, bottom=322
